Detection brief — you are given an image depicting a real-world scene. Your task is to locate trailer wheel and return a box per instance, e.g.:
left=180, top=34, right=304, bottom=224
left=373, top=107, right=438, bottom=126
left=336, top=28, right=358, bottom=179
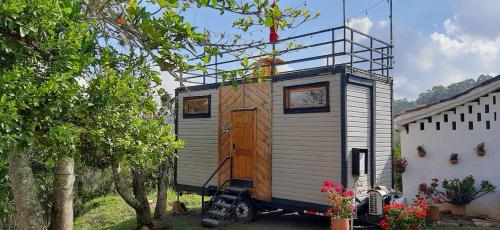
left=234, top=198, right=255, bottom=223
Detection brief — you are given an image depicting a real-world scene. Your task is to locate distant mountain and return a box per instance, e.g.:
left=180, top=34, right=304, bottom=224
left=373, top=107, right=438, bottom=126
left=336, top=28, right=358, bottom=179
left=393, top=75, right=495, bottom=114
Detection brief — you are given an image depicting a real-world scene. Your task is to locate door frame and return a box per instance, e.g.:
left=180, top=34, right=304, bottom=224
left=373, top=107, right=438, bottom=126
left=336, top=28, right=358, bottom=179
left=229, top=107, right=257, bottom=184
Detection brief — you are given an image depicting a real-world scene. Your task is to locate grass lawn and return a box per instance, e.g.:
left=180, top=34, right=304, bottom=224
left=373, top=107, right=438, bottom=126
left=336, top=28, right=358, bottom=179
left=75, top=191, right=500, bottom=230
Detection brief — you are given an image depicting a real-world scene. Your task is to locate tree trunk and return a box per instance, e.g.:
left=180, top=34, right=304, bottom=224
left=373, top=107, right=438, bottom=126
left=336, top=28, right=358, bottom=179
left=49, top=157, right=75, bottom=230
left=154, top=160, right=169, bottom=220
left=112, top=162, right=152, bottom=227
left=7, top=150, right=46, bottom=230
left=132, top=168, right=152, bottom=226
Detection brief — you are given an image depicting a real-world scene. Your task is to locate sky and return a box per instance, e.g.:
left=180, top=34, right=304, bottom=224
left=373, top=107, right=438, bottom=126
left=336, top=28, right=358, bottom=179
left=159, top=0, right=500, bottom=99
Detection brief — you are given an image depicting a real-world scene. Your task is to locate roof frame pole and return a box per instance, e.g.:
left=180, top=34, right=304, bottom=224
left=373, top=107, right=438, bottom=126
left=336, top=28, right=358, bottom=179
left=370, top=37, right=373, bottom=78
left=215, top=55, right=218, bottom=83
left=331, top=29, right=335, bottom=67
left=203, top=51, right=206, bottom=84
left=179, top=71, right=182, bottom=88
left=350, top=29, right=353, bottom=72
left=271, top=43, right=276, bottom=81
left=389, top=0, right=393, bottom=79
left=343, top=0, right=346, bottom=53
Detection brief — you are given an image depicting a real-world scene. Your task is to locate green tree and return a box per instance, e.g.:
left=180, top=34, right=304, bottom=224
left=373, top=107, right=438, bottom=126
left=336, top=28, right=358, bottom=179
left=1, top=0, right=94, bottom=229
left=2, top=0, right=314, bottom=228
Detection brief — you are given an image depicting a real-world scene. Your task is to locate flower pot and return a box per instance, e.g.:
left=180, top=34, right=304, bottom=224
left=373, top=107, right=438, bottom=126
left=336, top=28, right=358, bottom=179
left=418, top=183, right=428, bottom=192
left=449, top=204, right=465, bottom=216
left=427, top=206, right=441, bottom=221
left=476, top=149, right=486, bottom=156
left=331, top=219, right=349, bottom=230
left=417, top=151, right=426, bottom=157
left=449, top=159, right=458, bottom=164
left=395, top=167, right=406, bottom=173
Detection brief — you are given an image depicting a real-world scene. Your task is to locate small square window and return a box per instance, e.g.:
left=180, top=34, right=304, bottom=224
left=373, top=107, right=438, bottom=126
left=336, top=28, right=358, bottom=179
left=477, top=113, right=481, bottom=121
left=183, top=95, right=211, bottom=118
left=284, top=82, right=330, bottom=114
left=468, top=105, right=473, bottom=114
left=485, top=104, right=490, bottom=113
left=468, top=121, right=473, bottom=130
left=452, top=122, right=457, bottom=130
left=486, top=121, right=491, bottom=129
left=460, top=113, right=465, bottom=122
left=436, top=122, right=440, bottom=130
left=420, top=122, right=425, bottom=130
left=444, top=114, right=449, bottom=122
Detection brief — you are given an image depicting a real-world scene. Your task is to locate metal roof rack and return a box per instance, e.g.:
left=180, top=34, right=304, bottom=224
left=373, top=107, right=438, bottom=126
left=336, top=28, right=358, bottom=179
left=178, top=25, right=393, bottom=86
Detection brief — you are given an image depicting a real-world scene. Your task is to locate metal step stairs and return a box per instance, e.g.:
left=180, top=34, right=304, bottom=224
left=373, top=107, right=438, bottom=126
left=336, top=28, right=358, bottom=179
left=201, top=186, right=248, bottom=228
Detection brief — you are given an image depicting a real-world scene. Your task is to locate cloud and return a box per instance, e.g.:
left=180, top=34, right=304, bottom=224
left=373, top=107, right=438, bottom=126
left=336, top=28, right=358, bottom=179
left=347, top=17, right=373, bottom=34
left=430, top=17, right=500, bottom=64
left=378, top=20, right=389, bottom=29
left=393, top=3, right=500, bottom=100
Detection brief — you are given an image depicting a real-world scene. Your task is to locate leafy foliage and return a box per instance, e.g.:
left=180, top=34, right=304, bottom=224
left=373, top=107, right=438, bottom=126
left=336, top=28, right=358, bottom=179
left=379, top=200, right=428, bottom=230
left=439, top=175, right=495, bottom=205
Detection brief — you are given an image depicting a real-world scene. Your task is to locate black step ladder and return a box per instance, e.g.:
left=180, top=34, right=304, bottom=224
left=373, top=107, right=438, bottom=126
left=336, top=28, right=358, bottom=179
left=201, top=186, right=248, bottom=228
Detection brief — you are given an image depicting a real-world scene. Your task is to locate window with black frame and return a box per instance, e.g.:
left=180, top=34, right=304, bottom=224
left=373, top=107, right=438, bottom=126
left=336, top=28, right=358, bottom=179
left=283, top=82, right=330, bottom=114
left=183, top=95, right=211, bottom=118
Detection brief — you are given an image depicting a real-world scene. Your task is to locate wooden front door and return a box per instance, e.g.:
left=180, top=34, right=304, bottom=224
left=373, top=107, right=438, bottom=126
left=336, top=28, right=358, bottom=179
left=230, top=109, right=256, bottom=181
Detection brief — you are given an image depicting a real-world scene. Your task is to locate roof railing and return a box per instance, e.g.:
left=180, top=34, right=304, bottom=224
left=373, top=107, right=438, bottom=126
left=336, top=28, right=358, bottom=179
left=179, top=25, right=393, bottom=86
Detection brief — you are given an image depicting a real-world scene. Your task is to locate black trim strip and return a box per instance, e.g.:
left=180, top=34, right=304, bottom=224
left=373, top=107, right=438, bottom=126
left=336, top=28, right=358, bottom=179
left=390, top=81, right=395, bottom=189
left=348, top=74, right=374, bottom=86
left=174, top=89, right=179, bottom=188
left=175, top=184, right=217, bottom=196
left=256, top=198, right=330, bottom=212
left=340, top=70, right=348, bottom=187
left=370, top=82, right=376, bottom=187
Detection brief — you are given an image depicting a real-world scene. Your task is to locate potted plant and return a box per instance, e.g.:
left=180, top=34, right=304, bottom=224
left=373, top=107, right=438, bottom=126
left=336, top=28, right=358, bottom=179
left=475, top=142, right=486, bottom=156
left=379, top=200, right=427, bottom=230
left=321, top=180, right=354, bottom=230
left=438, top=175, right=496, bottom=216
left=394, top=158, right=408, bottom=173
left=449, top=153, right=459, bottom=164
left=416, top=178, right=442, bottom=222
left=417, top=145, right=426, bottom=157
left=418, top=183, right=428, bottom=192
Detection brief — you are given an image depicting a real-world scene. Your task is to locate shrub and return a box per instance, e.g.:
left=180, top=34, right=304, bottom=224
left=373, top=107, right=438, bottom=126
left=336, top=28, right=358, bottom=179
left=417, top=145, right=426, bottom=153
left=379, top=200, right=428, bottom=230
left=449, top=153, right=458, bottom=161
left=440, top=175, right=495, bottom=205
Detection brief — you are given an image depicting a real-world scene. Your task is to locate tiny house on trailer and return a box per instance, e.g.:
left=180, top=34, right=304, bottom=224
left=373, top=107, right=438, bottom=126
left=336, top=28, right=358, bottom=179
left=174, top=25, right=394, bottom=227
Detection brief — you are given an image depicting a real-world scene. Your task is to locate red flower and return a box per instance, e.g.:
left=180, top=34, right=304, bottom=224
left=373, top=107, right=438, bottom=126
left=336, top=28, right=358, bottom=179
left=343, top=190, right=354, bottom=197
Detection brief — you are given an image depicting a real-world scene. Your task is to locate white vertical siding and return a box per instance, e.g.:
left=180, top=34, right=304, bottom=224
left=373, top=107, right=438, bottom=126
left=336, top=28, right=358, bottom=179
left=374, top=81, right=392, bottom=187
left=271, top=74, right=342, bottom=205
left=346, top=84, right=371, bottom=196
left=177, top=89, right=219, bottom=187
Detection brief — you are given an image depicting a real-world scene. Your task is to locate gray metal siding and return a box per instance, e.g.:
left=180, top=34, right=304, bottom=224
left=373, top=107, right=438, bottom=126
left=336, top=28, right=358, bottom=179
left=272, top=74, right=342, bottom=205
left=177, top=89, right=219, bottom=187
left=346, top=84, right=371, bottom=195
left=374, top=81, right=392, bottom=186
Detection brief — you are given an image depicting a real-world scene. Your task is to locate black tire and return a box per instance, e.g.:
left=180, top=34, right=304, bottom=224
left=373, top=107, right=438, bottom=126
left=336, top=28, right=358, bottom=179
left=233, top=197, right=255, bottom=223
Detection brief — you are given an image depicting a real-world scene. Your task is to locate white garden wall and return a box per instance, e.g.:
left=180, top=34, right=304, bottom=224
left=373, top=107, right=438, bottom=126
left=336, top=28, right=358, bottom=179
left=400, top=92, right=500, bottom=218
